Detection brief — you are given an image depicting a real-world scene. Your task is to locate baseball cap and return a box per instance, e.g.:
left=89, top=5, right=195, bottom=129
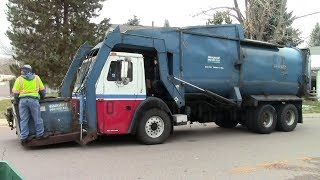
left=20, top=64, right=32, bottom=70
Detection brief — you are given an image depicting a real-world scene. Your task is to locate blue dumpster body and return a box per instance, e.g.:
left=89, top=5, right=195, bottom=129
left=14, top=98, right=74, bottom=138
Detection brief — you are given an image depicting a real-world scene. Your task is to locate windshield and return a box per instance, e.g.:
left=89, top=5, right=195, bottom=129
left=73, top=56, right=96, bottom=93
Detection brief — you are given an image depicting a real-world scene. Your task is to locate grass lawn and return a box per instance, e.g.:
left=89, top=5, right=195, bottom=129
left=0, top=99, right=12, bottom=119
left=302, top=100, right=320, bottom=113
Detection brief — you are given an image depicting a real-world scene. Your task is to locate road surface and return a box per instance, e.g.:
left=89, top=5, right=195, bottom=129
left=0, top=117, right=319, bottom=180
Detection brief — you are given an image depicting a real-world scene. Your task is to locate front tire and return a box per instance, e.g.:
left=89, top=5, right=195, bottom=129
left=276, top=104, right=298, bottom=132
left=136, top=109, right=172, bottom=145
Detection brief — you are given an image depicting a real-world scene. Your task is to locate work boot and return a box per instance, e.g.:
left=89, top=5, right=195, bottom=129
left=36, top=133, right=50, bottom=140
left=27, top=135, right=35, bottom=141
left=21, top=135, right=35, bottom=143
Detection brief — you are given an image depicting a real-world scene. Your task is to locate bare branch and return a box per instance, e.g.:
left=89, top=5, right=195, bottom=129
left=233, top=0, right=244, bottom=24
left=192, top=6, right=237, bottom=17
left=271, top=0, right=286, bottom=42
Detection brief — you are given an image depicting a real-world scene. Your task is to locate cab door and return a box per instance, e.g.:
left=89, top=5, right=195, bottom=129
left=98, top=56, right=140, bottom=134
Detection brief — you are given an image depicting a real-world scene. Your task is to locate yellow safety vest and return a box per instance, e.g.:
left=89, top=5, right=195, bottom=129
left=12, top=75, right=45, bottom=98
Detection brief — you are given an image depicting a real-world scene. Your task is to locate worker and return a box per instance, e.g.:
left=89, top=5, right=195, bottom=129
left=12, top=64, right=49, bottom=143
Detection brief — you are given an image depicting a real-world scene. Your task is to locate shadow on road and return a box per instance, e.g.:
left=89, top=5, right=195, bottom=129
left=24, top=124, right=257, bottom=150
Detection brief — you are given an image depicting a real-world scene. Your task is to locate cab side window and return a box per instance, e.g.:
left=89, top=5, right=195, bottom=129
left=107, top=61, right=121, bottom=81
left=107, top=60, right=133, bottom=82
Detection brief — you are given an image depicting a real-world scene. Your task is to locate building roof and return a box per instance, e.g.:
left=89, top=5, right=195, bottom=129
left=310, top=46, right=320, bottom=55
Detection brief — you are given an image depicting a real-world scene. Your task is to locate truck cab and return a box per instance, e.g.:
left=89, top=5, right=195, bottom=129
left=73, top=52, right=147, bottom=134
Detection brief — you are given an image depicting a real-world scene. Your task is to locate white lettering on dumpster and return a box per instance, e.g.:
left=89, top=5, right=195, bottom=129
left=48, top=103, right=69, bottom=112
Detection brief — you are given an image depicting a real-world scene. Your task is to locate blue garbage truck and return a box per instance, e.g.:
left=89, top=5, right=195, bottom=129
left=6, top=24, right=311, bottom=146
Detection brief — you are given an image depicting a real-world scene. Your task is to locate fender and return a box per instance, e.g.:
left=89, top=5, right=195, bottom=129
left=128, top=97, right=172, bottom=134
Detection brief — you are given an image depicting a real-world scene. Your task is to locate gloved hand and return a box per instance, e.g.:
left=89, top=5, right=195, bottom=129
left=13, top=93, right=19, bottom=103
left=40, top=90, right=46, bottom=100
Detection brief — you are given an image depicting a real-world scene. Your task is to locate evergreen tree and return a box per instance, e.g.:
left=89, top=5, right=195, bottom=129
left=309, top=23, right=320, bottom=47
left=6, top=0, right=110, bottom=88
left=126, top=15, right=140, bottom=26
left=206, top=11, right=232, bottom=25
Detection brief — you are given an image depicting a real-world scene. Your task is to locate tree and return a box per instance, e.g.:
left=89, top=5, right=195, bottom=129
left=206, top=11, right=232, bottom=25
left=0, top=42, right=13, bottom=57
left=6, top=0, right=110, bottom=88
left=203, top=0, right=302, bottom=46
left=9, top=64, right=20, bottom=77
left=126, top=15, right=140, bottom=26
left=163, top=19, right=170, bottom=27
left=309, top=23, right=320, bottom=47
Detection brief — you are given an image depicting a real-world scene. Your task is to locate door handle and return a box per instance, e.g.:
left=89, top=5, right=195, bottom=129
left=126, top=106, right=131, bottom=110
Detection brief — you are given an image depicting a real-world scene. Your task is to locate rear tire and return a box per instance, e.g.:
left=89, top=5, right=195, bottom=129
left=246, top=104, right=277, bottom=134
left=136, top=109, right=171, bottom=145
left=276, top=104, right=298, bottom=132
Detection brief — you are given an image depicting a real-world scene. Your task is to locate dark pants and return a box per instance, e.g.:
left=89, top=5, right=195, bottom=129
left=19, top=98, right=44, bottom=139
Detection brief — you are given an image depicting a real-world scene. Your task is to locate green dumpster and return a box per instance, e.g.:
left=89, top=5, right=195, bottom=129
left=0, top=161, right=23, bottom=180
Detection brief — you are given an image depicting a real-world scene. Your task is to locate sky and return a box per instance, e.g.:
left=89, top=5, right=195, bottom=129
left=0, top=0, right=320, bottom=57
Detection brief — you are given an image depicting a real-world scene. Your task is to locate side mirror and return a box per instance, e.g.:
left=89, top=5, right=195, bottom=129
left=120, top=58, right=132, bottom=85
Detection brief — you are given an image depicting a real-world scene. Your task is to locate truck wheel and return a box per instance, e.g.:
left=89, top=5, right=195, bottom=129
left=276, top=104, right=298, bottom=132
left=248, top=104, right=277, bottom=134
left=136, top=109, right=171, bottom=145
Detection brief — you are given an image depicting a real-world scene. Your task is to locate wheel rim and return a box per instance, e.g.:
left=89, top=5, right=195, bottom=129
left=284, top=110, right=295, bottom=126
left=262, top=111, right=273, bottom=128
left=145, top=116, right=164, bottom=138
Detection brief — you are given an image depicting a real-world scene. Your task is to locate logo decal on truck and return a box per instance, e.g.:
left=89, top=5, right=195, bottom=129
left=207, top=56, right=221, bottom=64
left=206, top=56, right=224, bottom=69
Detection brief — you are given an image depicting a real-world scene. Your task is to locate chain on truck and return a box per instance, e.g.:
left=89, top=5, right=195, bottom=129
left=4, top=24, right=311, bottom=146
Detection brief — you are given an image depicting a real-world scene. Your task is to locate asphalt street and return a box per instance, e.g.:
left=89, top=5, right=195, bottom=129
left=0, top=117, right=320, bottom=180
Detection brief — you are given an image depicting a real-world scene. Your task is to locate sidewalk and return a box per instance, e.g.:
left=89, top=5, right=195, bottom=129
left=303, top=113, right=320, bottom=118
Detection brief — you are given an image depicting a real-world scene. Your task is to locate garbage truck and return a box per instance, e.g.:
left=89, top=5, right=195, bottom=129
left=5, top=24, right=311, bottom=146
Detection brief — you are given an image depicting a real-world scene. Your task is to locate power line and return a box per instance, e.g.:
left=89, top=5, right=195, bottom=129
left=293, top=12, right=320, bottom=20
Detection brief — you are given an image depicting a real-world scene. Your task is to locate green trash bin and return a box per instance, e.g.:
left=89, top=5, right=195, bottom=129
left=0, top=161, right=23, bottom=180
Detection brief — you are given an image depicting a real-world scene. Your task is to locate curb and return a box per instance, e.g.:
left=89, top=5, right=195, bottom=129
left=303, top=115, right=320, bottom=119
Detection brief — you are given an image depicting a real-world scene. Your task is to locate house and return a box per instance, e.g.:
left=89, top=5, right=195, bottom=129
left=310, top=46, right=320, bottom=99
left=0, top=57, right=17, bottom=97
